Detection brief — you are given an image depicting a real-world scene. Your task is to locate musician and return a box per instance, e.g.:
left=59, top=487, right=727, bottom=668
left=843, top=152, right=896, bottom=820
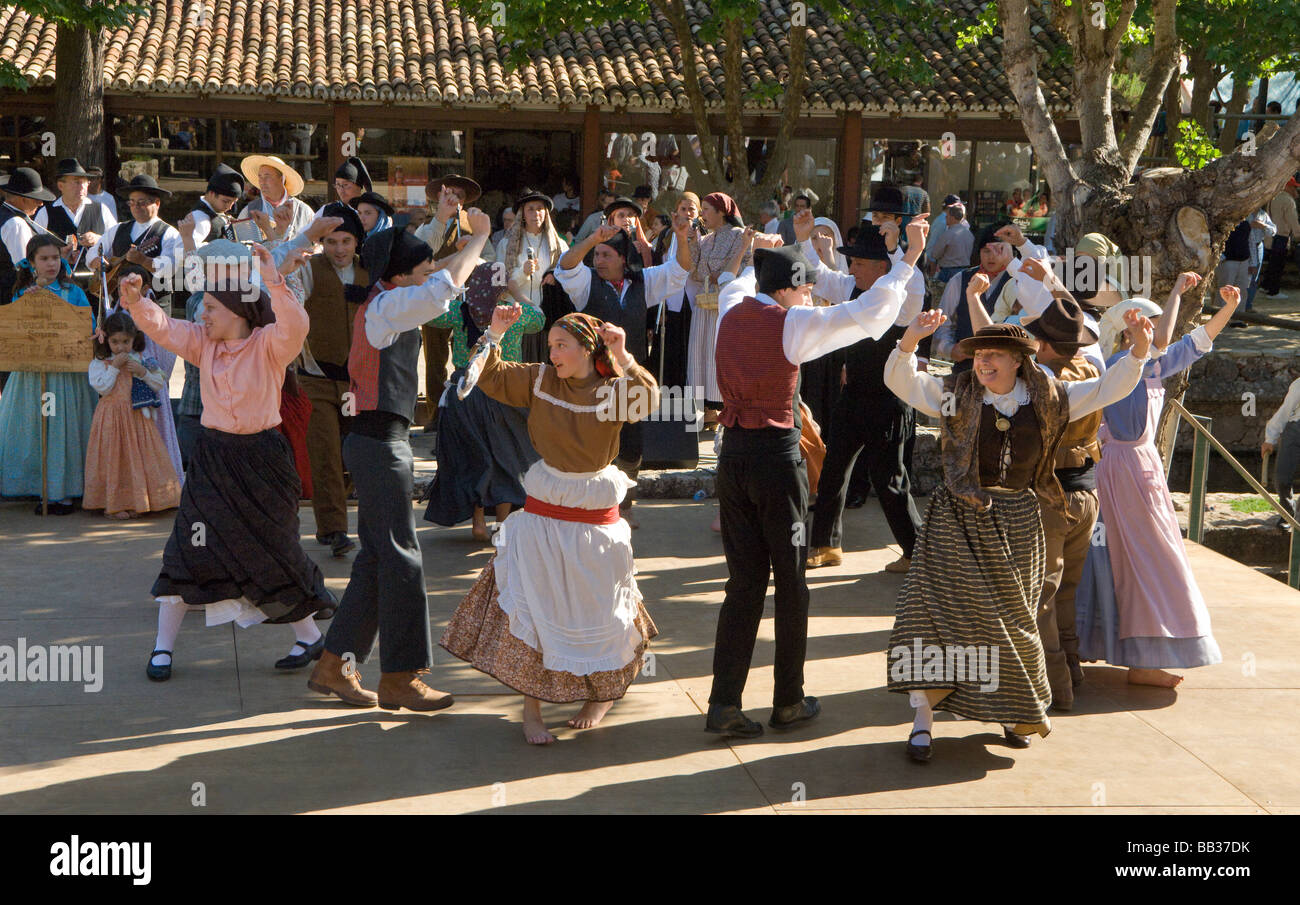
left=186, top=164, right=244, bottom=247
left=414, top=173, right=481, bottom=426
left=234, top=155, right=314, bottom=243
left=1, top=167, right=58, bottom=306
left=88, top=175, right=183, bottom=312
left=36, top=159, right=117, bottom=257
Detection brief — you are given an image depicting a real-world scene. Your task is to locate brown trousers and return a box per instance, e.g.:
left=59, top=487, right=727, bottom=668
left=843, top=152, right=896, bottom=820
left=1037, top=488, right=1098, bottom=706
left=300, top=374, right=352, bottom=536
left=421, top=324, right=452, bottom=421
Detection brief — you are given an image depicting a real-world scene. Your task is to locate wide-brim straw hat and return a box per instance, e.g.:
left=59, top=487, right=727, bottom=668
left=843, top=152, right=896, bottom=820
left=240, top=155, right=305, bottom=198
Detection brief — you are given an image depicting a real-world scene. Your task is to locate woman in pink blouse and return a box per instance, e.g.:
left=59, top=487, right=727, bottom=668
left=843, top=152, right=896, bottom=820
left=117, top=240, right=340, bottom=682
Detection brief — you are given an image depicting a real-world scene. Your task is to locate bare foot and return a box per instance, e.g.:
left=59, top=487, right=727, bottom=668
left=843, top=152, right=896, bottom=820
left=1128, top=667, right=1184, bottom=688
left=107, top=510, right=132, bottom=520
left=522, top=697, right=555, bottom=745
left=567, top=699, right=614, bottom=729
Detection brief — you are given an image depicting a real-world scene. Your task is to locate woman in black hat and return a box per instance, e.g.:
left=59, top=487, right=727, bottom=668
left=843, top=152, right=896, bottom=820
left=882, top=307, right=1153, bottom=762
left=353, top=191, right=393, bottom=239
left=332, top=156, right=372, bottom=205
left=496, top=187, right=568, bottom=363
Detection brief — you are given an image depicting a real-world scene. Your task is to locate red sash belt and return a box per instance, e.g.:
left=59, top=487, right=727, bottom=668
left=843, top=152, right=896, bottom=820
left=524, top=495, right=621, bottom=525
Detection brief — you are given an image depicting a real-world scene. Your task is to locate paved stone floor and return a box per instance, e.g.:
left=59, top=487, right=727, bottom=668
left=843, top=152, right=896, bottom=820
left=1, top=495, right=1296, bottom=815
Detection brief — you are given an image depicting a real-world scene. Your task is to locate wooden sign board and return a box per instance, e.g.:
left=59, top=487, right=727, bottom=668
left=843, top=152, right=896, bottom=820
left=0, top=288, right=94, bottom=372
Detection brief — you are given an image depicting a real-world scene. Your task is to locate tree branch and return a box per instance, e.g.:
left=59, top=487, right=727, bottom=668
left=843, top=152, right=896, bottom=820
left=1203, top=112, right=1300, bottom=225
left=1104, top=0, right=1138, bottom=59
left=1118, top=0, right=1180, bottom=174
left=994, top=0, right=1076, bottom=194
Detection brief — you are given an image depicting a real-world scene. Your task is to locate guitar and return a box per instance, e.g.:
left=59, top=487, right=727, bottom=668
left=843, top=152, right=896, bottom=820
left=86, top=234, right=162, bottom=299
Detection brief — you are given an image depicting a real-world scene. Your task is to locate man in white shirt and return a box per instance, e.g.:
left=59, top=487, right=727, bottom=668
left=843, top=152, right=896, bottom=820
left=1, top=167, right=58, bottom=305
left=35, top=159, right=117, bottom=263
left=88, top=174, right=183, bottom=311
left=574, top=189, right=616, bottom=243
left=551, top=175, right=581, bottom=214
left=184, top=164, right=244, bottom=248
left=760, top=199, right=782, bottom=235
left=704, top=221, right=927, bottom=738
left=84, top=166, right=118, bottom=218
left=234, top=155, right=314, bottom=244
left=556, top=213, right=691, bottom=525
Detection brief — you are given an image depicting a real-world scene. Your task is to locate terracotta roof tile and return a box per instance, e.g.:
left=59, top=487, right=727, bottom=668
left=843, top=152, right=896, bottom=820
left=0, top=0, right=1074, bottom=112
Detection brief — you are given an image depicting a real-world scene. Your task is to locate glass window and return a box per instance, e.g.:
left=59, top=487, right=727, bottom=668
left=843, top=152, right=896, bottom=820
left=970, top=141, right=1034, bottom=228
left=0, top=114, right=47, bottom=173
left=923, top=139, right=973, bottom=217
left=347, top=127, right=465, bottom=225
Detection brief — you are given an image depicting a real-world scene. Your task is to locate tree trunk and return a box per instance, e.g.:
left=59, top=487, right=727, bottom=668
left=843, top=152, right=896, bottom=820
left=1215, top=76, right=1253, bottom=155
left=51, top=25, right=105, bottom=170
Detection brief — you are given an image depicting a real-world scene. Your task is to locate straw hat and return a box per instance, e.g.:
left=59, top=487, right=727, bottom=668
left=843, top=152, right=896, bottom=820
left=239, top=155, right=305, bottom=198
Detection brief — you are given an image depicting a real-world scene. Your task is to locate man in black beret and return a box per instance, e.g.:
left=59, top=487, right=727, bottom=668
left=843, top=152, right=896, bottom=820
left=705, top=220, right=928, bottom=738
left=556, top=209, right=692, bottom=526
left=272, top=201, right=371, bottom=557
left=309, top=213, right=493, bottom=712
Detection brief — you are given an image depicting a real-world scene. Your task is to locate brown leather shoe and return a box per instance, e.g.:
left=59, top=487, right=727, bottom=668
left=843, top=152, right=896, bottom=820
left=307, top=650, right=378, bottom=707
left=378, top=669, right=455, bottom=712
left=806, top=546, right=843, bottom=568
left=884, top=555, right=912, bottom=574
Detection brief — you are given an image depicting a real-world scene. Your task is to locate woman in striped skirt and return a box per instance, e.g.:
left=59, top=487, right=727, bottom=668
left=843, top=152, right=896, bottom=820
left=881, top=309, right=1153, bottom=763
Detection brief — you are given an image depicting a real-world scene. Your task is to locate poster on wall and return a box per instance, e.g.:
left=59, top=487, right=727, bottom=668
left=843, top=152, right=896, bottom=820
left=387, top=156, right=429, bottom=218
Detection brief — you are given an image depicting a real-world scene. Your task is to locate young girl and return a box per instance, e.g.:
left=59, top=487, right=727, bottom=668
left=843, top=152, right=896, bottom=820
left=1074, top=278, right=1240, bottom=688
left=116, top=244, right=337, bottom=679
left=82, top=310, right=182, bottom=519
left=441, top=309, right=659, bottom=744
left=0, top=235, right=99, bottom=514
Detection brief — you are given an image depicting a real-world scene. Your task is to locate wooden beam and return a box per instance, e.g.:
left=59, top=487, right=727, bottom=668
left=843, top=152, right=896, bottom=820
left=329, top=101, right=351, bottom=201
left=582, top=106, right=601, bottom=218
left=838, top=110, right=863, bottom=229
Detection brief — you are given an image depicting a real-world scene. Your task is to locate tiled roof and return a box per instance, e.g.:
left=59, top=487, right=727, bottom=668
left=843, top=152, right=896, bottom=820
left=0, top=0, right=1074, bottom=113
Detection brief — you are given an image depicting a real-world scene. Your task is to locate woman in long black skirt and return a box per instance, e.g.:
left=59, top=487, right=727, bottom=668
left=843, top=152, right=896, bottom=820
left=118, top=242, right=338, bottom=681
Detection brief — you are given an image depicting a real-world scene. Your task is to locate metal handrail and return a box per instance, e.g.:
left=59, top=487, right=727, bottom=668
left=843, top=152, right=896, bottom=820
left=1167, top=397, right=1300, bottom=588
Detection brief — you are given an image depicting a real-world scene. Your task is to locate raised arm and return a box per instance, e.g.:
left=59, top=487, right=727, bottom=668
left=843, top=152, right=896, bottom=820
left=1153, top=272, right=1199, bottom=351
left=478, top=303, right=541, bottom=407
left=965, top=271, right=995, bottom=332
left=883, top=309, right=949, bottom=417
left=1063, top=310, right=1154, bottom=419
left=115, top=273, right=205, bottom=366
left=249, top=244, right=311, bottom=368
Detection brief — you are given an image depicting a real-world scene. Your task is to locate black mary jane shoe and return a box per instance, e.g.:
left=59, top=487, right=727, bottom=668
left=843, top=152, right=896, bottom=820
left=1003, top=727, right=1032, bottom=749
left=906, top=729, right=932, bottom=763
left=769, top=696, right=821, bottom=730
left=705, top=704, right=764, bottom=738
left=146, top=650, right=173, bottom=682
left=275, top=637, right=325, bottom=670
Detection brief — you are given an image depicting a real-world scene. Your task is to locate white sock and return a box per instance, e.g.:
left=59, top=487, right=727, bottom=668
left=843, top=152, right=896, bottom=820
left=287, top=616, right=322, bottom=655
left=909, top=690, right=934, bottom=744
left=152, top=601, right=188, bottom=667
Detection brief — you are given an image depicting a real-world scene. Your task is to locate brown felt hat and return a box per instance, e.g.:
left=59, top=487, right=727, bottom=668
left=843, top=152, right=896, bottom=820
left=954, top=323, right=1039, bottom=359
left=425, top=173, right=481, bottom=204
left=1023, top=297, right=1098, bottom=346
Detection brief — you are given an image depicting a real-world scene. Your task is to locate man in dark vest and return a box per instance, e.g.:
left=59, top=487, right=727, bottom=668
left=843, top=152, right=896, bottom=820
left=308, top=215, right=491, bottom=711
left=185, top=164, right=244, bottom=247
left=36, top=159, right=117, bottom=259
left=556, top=211, right=691, bottom=526
left=88, top=174, right=182, bottom=313
left=274, top=202, right=370, bottom=557
left=932, top=221, right=1049, bottom=371
left=705, top=220, right=928, bottom=737
left=801, top=217, right=926, bottom=574
left=0, top=167, right=59, bottom=390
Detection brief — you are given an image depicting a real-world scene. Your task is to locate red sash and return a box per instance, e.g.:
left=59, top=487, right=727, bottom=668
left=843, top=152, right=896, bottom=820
left=524, top=495, right=621, bottom=525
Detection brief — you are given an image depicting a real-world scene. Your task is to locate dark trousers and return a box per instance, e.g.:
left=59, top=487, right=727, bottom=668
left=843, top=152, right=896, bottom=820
left=709, top=453, right=810, bottom=709
left=1276, top=421, right=1300, bottom=517
left=615, top=420, right=643, bottom=508
left=324, top=432, right=432, bottom=672
left=300, top=374, right=351, bottom=536
left=1261, top=235, right=1291, bottom=295
left=810, top=398, right=921, bottom=556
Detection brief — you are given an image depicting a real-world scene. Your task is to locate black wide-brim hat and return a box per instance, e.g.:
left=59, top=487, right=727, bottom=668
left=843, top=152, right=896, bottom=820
left=116, top=173, right=172, bottom=199
left=0, top=167, right=56, bottom=202
left=838, top=219, right=891, bottom=261
left=954, top=323, right=1039, bottom=359
left=513, top=187, right=554, bottom=213
left=866, top=184, right=906, bottom=214
left=604, top=196, right=643, bottom=219
left=353, top=191, right=394, bottom=219
left=55, top=158, right=89, bottom=179
left=1023, top=297, right=1098, bottom=346
left=425, top=174, right=481, bottom=204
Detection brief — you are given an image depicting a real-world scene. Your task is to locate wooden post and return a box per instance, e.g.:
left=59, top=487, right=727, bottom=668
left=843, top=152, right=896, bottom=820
left=329, top=102, right=351, bottom=201
left=582, top=105, right=602, bottom=216
left=214, top=116, right=223, bottom=168
left=838, top=110, right=863, bottom=228
left=40, top=372, right=48, bottom=516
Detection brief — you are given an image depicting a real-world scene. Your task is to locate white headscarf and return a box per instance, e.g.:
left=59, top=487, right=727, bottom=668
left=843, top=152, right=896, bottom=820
left=813, top=217, right=847, bottom=272
left=1098, top=297, right=1161, bottom=358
